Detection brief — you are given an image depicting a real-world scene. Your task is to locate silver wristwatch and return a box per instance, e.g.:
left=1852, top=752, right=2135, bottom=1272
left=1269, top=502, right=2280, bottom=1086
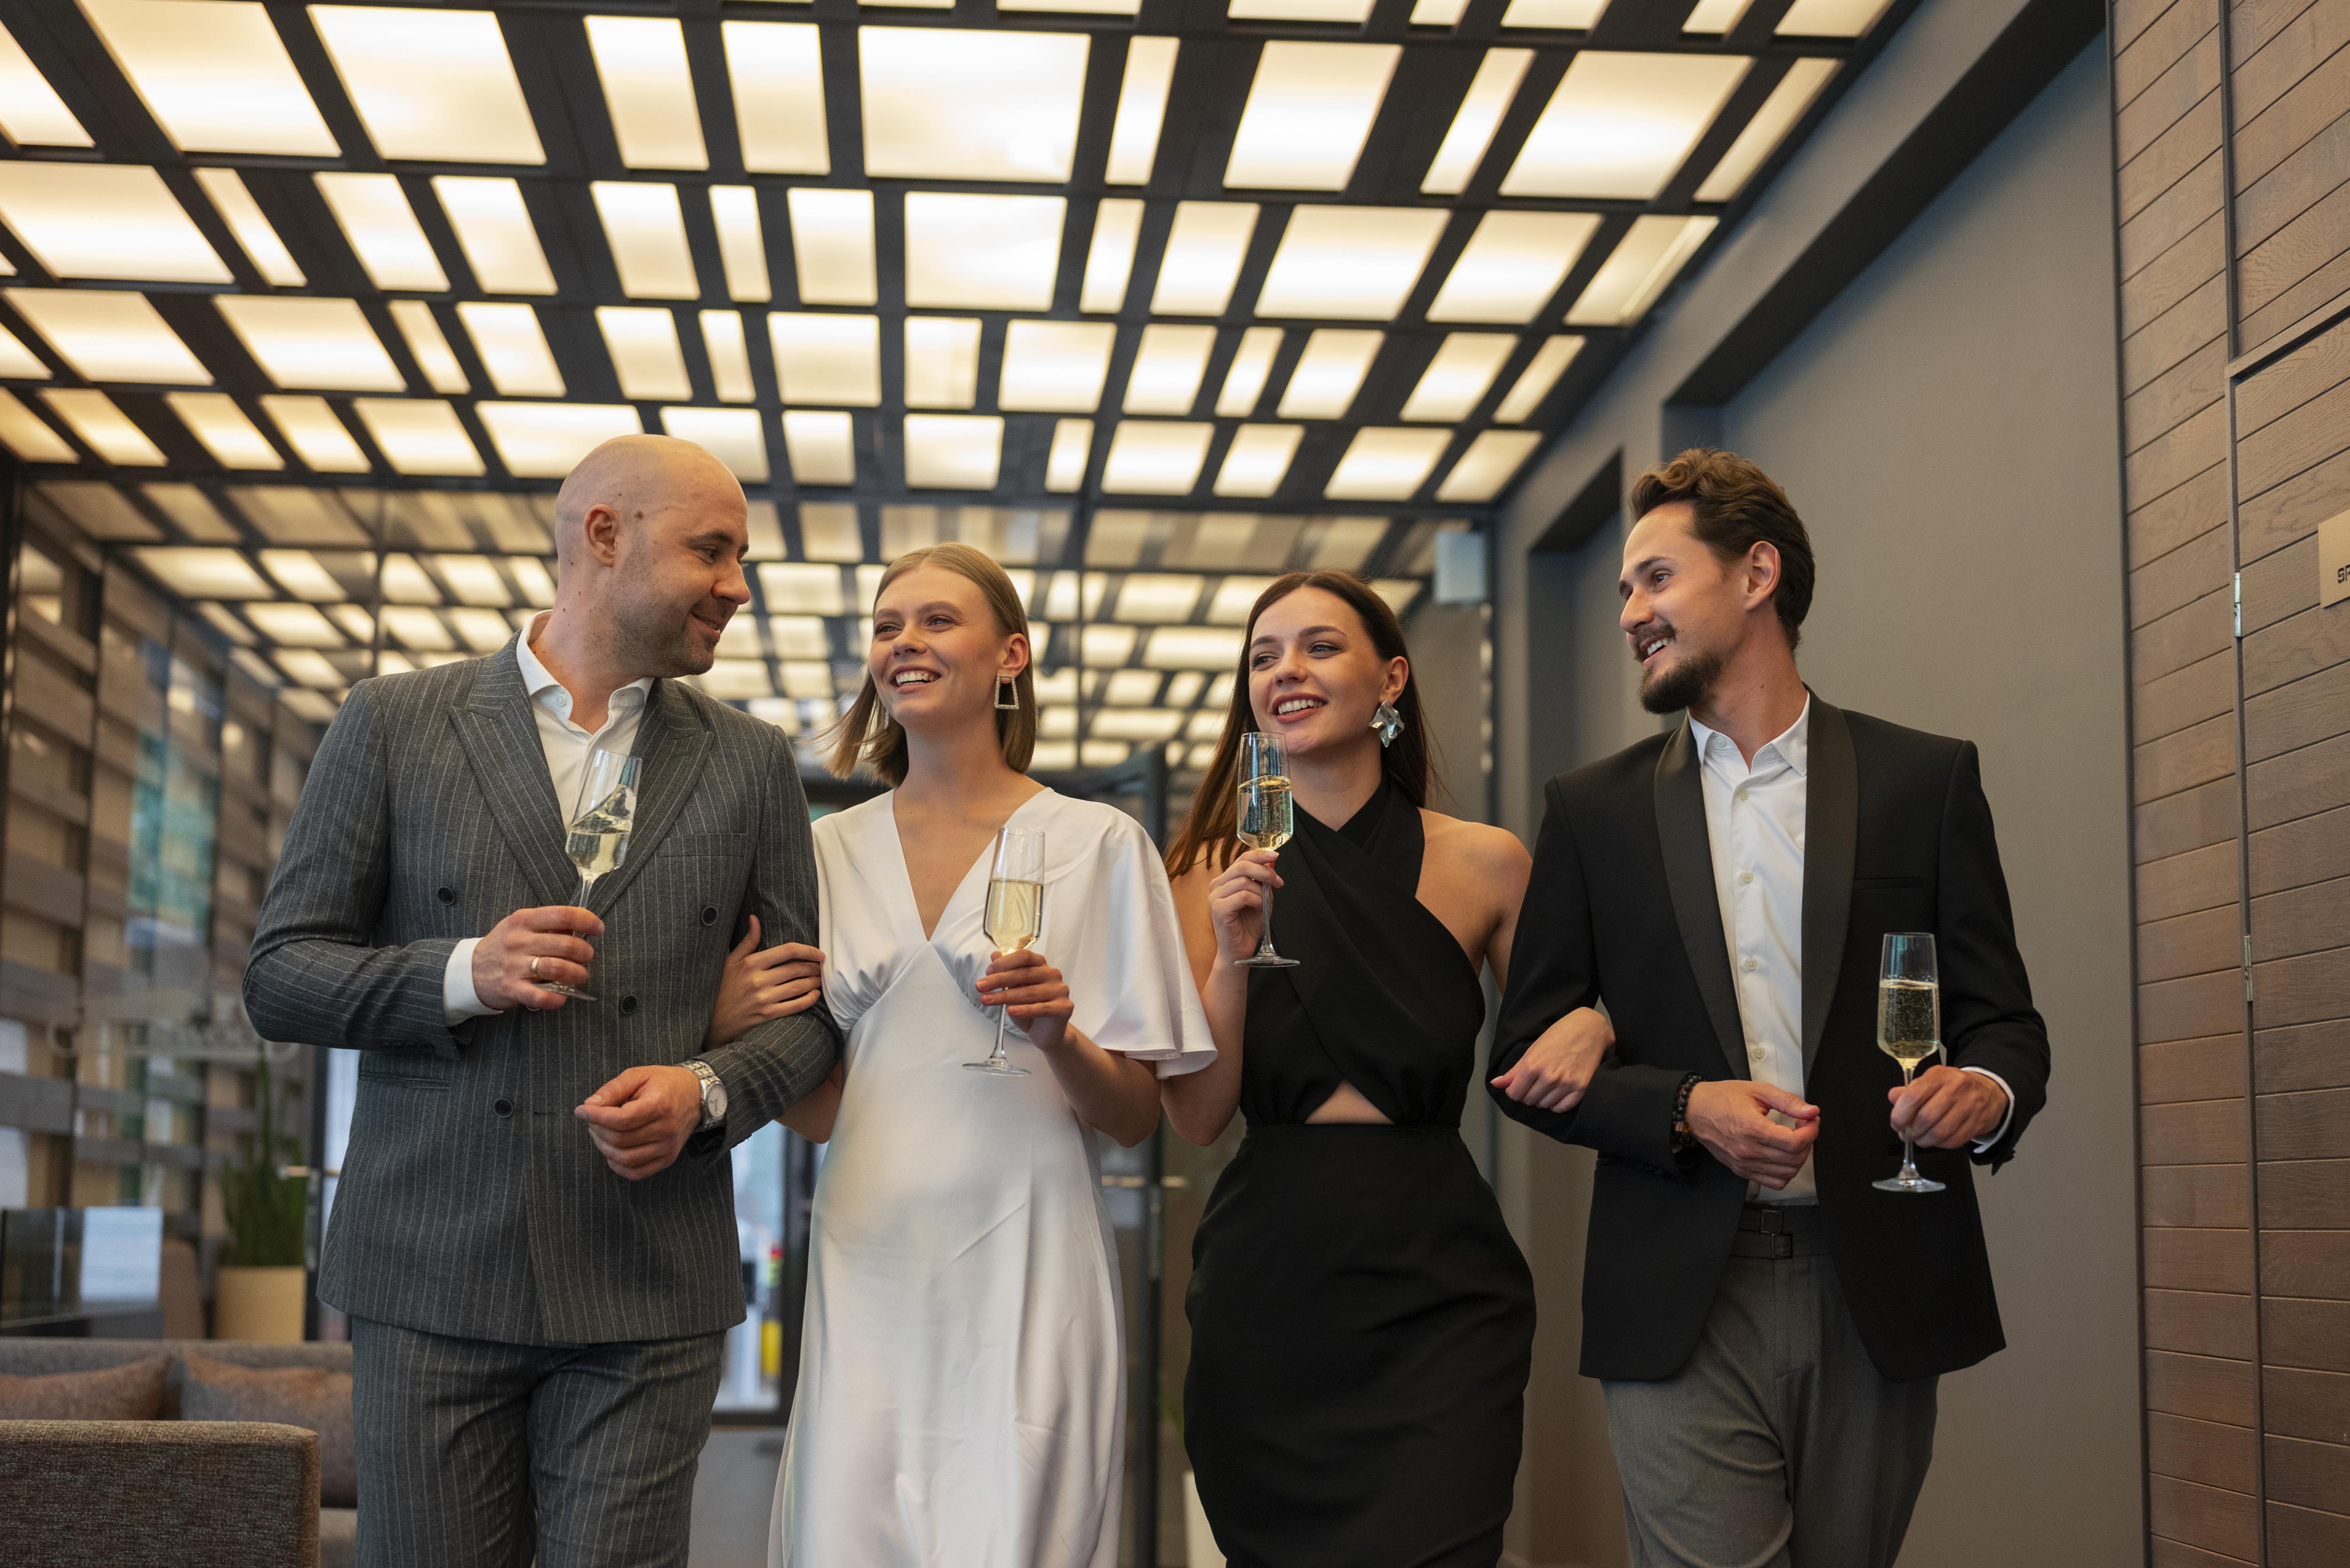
left=682, top=1059, right=728, bottom=1130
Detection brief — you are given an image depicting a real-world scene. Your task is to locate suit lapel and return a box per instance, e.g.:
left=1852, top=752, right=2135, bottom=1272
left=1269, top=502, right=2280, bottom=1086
left=1653, top=721, right=1750, bottom=1080
left=449, top=642, right=576, bottom=907
left=1801, top=695, right=1858, bottom=1071
left=585, top=679, right=712, bottom=915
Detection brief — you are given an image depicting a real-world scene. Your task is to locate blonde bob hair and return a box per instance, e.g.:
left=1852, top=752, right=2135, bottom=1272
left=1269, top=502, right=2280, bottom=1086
left=825, top=542, right=1037, bottom=785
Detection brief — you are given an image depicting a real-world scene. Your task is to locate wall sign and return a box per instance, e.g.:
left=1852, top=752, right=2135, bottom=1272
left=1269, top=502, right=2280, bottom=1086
left=2324, top=509, right=2350, bottom=610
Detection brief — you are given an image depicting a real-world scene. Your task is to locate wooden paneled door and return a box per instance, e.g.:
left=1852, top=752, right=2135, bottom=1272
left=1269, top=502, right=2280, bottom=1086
left=2113, top=2, right=2350, bottom=1562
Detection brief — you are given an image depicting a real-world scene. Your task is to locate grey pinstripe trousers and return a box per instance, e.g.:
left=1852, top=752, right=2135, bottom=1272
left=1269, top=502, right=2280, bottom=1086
left=351, top=1318, right=725, bottom=1568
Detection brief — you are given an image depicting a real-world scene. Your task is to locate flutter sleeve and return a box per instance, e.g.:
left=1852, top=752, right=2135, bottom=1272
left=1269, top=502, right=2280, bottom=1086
left=1052, top=804, right=1217, bottom=1078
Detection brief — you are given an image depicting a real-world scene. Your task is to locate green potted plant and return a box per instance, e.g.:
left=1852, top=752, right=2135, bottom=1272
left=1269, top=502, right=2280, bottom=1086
left=214, top=1047, right=309, bottom=1342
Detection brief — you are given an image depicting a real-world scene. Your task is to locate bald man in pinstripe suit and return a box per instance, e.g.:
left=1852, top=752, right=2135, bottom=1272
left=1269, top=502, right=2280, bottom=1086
left=246, top=437, right=840, bottom=1568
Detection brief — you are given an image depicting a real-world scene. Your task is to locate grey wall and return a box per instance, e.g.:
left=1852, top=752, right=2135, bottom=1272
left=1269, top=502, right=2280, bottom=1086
left=1498, top=34, right=2141, bottom=1568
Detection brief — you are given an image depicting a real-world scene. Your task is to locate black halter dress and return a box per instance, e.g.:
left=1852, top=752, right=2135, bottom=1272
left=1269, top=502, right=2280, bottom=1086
left=1183, top=781, right=1536, bottom=1568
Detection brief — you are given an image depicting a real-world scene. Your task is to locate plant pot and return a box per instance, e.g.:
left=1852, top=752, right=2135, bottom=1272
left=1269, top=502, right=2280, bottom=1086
left=1182, top=1468, right=1224, bottom=1568
left=214, top=1264, right=306, bottom=1342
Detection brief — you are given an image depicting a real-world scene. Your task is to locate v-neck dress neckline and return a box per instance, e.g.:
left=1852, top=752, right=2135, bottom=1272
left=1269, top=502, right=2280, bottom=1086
left=884, top=786, right=1055, bottom=947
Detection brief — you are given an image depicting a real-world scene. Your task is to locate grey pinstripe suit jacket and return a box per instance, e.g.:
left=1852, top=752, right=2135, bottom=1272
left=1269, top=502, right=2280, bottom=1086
left=244, top=640, right=841, bottom=1346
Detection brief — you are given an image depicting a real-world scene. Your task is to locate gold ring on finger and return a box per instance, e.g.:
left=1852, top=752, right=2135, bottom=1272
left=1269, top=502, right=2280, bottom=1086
left=530, top=956, right=541, bottom=979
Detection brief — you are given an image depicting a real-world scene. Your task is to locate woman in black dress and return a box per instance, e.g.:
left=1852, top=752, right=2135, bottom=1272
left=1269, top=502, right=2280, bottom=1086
left=1162, top=571, right=1612, bottom=1568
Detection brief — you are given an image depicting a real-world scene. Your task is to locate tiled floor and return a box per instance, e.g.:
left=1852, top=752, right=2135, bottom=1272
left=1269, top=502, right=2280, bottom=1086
left=687, top=1428, right=784, bottom=1568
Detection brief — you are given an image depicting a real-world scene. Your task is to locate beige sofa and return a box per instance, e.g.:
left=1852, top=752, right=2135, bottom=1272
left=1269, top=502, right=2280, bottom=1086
left=0, top=1339, right=354, bottom=1568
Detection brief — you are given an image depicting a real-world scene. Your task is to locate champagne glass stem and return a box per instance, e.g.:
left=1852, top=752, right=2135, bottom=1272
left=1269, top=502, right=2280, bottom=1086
left=1253, top=876, right=1279, bottom=962
left=1896, top=1063, right=1921, bottom=1182
left=989, top=1002, right=1013, bottom=1069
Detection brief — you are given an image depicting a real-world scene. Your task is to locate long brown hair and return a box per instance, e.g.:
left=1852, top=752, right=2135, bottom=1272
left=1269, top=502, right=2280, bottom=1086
left=1163, top=571, right=1432, bottom=878
left=825, top=542, right=1037, bottom=784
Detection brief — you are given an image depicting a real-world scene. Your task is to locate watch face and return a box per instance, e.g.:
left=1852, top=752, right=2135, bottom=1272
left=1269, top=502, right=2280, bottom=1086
left=705, top=1079, right=728, bottom=1121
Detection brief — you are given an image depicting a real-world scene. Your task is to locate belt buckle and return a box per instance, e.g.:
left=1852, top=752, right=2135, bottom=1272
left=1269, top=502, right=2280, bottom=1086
left=1751, top=1207, right=1795, bottom=1258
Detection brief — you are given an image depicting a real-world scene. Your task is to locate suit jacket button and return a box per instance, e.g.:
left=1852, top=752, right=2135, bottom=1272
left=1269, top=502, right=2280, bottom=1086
left=700, top=905, right=717, bottom=926
left=493, top=1098, right=512, bottom=1117
left=437, top=887, right=456, bottom=904
left=618, top=995, right=638, bottom=1016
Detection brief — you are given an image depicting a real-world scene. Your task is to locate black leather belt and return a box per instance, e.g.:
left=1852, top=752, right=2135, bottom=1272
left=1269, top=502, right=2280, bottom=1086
left=1731, top=1202, right=1832, bottom=1259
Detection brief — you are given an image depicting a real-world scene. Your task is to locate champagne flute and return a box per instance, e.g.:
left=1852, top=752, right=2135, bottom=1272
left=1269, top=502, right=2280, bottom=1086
left=967, top=827, right=1046, bottom=1077
left=1234, top=731, right=1300, bottom=970
left=1872, top=931, right=1947, bottom=1194
left=540, top=749, right=640, bottom=1002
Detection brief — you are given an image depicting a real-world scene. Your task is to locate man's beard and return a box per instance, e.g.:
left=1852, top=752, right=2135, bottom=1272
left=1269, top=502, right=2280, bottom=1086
left=1638, top=641, right=1723, bottom=714
left=611, top=594, right=721, bottom=679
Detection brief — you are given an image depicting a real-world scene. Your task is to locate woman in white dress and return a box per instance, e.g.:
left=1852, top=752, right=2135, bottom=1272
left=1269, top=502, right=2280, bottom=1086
left=705, top=542, right=1214, bottom=1568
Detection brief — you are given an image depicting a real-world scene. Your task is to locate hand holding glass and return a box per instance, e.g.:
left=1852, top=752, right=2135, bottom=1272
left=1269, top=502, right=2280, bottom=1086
left=1873, top=932, right=1946, bottom=1194
left=969, top=827, right=1045, bottom=1077
left=541, top=749, right=639, bottom=1002
left=1234, top=731, right=1300, bottom=969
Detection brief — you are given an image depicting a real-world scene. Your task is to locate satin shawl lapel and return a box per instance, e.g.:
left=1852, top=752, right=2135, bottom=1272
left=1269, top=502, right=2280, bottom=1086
left=584, top=678, right=712, bottom=916
left=1653, top=721, right=1749, bottom=1080
left=450, top=642, right=575, bottom=907
left=1801, top=695, right=1858, bottom=1071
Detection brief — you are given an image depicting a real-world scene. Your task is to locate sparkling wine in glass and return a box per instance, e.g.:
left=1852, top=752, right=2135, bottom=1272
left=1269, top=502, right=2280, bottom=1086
left=542, top=749, right=640, bottom=1001
left=1872, top=931, right=1947, bottom=1194
left=968, top=826, right=1046, bottom=1077
left=1234, top=731, right=1300, bottom=970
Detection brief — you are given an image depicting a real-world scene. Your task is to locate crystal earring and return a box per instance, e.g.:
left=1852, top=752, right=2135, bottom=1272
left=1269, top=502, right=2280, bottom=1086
left=995, top=674, right=1019, bottom=711
left=1371, top=700, right=1403, bottom=747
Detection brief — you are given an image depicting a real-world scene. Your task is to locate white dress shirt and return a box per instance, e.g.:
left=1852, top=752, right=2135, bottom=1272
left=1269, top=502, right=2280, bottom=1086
left=1688, top=700, right=2011, bottom=1203
left=441, top=614, right=654, bottom=1022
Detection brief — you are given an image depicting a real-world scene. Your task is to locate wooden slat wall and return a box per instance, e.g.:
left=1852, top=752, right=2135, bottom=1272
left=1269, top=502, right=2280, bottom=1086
left=2114, top=1, right=2350, bottom=1560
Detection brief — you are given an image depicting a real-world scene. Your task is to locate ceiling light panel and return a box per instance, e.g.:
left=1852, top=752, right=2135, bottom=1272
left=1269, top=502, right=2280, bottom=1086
left=1206, top=576, right=1275, bottom=623
left=1230, top=0, right=1373, bottom=20
left=5, top=289, right=208, bottom=383
left=508, top=558, right=556, bottom=606
left=1684, top=0, right=1754, bottom=29
left=904, top=194, right=1065, bottom=312
left=1778, top=0, right=1896, bottom=35
left=799, top=505, right=864, bottom=561
left=83, top=0, right=338, bottom=155
left=592, top=183, right=700, bottom=300
left=1106, top=38, right=1178, bottom=185
left=661, top=406, right=769, bottom=483
left=1124, top=325, right=1215, bottom=416
left=597, top=307, right=690, bottom=401
left=1001, top=321, right=1116, bottom=413
left=309, top=6, right=544, bottom=164
left=257, top=550, right=347, bottom=601
left=133, top=546, right=274, bottom=599
left=0, top=23, right=91, bottom=147
left=0, top=163, right=229, bottom=283
left=382, top=606, right=452, bottom=650
left=274, top=647, right=347, bottom=687
left=1325, top=427, right=1448, bottom=500
left=903, top=414, right=1003, bottom=490
left=586, top=16, right=707, bottom=171
left=387, top=301, right=467, bottom=394
left=1402, top=333, right=1515, bottom=421
left=769, top=616, right=830, bottom=658
left=244, top=602, right=346, bottom=647
left=430, top=555, right=508, bottom=605
left=1081, top=200, right=1144, bottom=313
left=1227, top=43, right=1400, bottom=192
left=432, top=177, right=555, bottom=295
left=904, top=318, right=982, bottom=410
left=702, top=312, right=755, bottom=403
left=218, top=295, right=405, bottom=391
left=315, top=173, right=447, bottom=292
left=1254, top=206, right=1448, bottom=320
left=1422, top=49, right=1534, bottom=195
left=43, top=390, right=164, bottom=465
left=788, top=188, right=877, bottom=306
left=457, top=303, right=564, bottom=397
left=448, top=607, right=516, bottom=653
left=1436, top=429, right=1542, bottom=501
left=1046, top=418, right=1092, bottom=491
left=1493, top=334, right=1583, bottom=422
left=860, top=27, right=1089, bottom=183
left=1151, top=203, right=1259, bottom=316
left=379, top=553, right=440, bottom=604
left=1277, top=328, right=1382, bottom=419
left=0, top=391, right=74, bottom=463
left=1567, top=215, right=1718, bottom=326
left=1695, top=59, right=1839, bottom=202
left=782, top=411, right=856, bottom=485
left=0, top=324, right=42, bottom=379
left=1214, top=424, right=1301, bottom=498
left=165, top=392, right=281, bottom=469
left=193, top=169, right=304, bottom=287
left=1503, top=51, right=1750, bottom=200
left=760, top=562, right=850, bottom=615
left=354, top=398, right=483, bottom=476
left=709, top=187, right=771, bottom=304
left=1102, top=421, right=1213, bottom=495
left=1427, top=210, right=1601, bottom=323
left=1145, top=624, right=1245, bottom=669
left=1215, top=327, right=1283, bottom=417
left=770, top=313, right=881, bottom=406
left=726, top=22, right=829, bottom=175
left=259, top=394, right=369, bottom=472
left=476, top=402, right=643, bottom=479
left=1498, top=0, right=1610, bottom=24
left=1116, top=575, right=1206, bottom=623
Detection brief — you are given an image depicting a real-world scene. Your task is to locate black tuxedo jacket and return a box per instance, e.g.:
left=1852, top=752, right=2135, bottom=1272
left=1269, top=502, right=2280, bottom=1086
left=1490, top=697, right=2049, bottom=1383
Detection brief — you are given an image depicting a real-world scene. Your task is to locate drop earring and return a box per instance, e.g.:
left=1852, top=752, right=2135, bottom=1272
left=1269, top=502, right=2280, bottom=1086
left=995, top=674, right=1019, bottom=711
left=1371, top=700, right=1403, bottom=747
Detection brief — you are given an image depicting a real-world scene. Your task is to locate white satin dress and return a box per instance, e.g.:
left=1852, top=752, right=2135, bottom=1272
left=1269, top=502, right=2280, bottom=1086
left=769, top=788, right=1214, bottom=1568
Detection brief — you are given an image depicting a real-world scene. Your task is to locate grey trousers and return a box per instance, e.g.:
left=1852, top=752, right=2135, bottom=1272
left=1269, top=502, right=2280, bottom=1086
left=351, top=1317, right=726, bottom=1568
left=1602, top=1228, right=1938, bottom=1568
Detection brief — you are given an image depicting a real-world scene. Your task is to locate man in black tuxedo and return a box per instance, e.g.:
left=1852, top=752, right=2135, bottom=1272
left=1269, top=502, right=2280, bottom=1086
left=1489, top=449, right=2050, bottom=1568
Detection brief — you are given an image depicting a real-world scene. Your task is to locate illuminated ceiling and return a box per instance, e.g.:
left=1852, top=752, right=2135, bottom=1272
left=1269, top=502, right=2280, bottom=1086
left=0, top=0, right=1905, bottom=766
